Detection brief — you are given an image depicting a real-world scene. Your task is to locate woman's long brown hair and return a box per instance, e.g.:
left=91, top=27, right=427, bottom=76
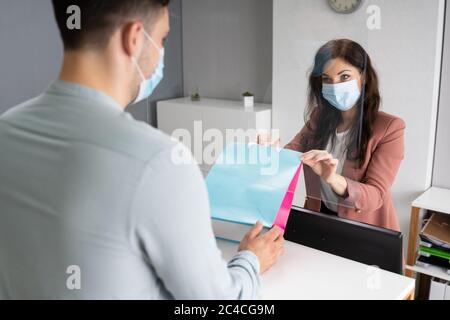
left=305, top=39, right=380, bottom=168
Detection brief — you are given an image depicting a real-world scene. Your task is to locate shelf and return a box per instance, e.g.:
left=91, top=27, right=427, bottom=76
left=406, top=264, right=450, bottom=282
left=158, top=97, right=272, bottom=112
left=412, top=187, right=450, bottom=214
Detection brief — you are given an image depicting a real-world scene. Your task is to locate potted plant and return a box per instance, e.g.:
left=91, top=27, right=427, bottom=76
left=242, top=91, right=254, bottom=108
left=191, top=87, right=201, bottom=101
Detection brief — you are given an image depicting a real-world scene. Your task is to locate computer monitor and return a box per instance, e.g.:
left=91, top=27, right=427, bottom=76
left=284, top=206, right=404, bottom=274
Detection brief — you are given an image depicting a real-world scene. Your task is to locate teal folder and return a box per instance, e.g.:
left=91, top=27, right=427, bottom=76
left=206, top=143, right=302, bottom=228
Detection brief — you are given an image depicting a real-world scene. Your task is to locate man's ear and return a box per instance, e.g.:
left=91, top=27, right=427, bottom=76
left=122, top=21, right=144, bottom=58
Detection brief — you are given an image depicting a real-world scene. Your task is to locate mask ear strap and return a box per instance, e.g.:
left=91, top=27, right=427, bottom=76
left=131, top=27, right=155, bottom=82
left=143, top=29, right=161, bottom=51
left=132, top=56, right=146, bottom=81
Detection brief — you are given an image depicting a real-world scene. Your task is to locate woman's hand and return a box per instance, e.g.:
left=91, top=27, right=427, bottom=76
left=301, top=150, right=338, bottom=183
left=301, top=150, right=349, bottom=197
left=257, top=132, right=281, bottom=148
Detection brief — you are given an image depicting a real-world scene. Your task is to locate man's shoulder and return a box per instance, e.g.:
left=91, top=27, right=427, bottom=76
left=97, top=112, right=182, bottom=164
left=0, top=94, right=182, bottom=165
left=0, top=96, right=42, bottom=120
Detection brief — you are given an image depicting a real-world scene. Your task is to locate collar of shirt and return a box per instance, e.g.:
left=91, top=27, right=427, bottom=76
left=47, top=80, right=124, bottom=112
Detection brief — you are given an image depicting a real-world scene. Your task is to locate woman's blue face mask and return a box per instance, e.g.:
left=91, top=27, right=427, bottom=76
left=322, top=79, right=361, bottom=111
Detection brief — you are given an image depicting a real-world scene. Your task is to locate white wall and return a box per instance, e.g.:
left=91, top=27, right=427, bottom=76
left=0, top=0, right=62, bottom=113
left=182, top=0, right=273, bottom=103
left=273, top=0, right=446, bottom=239
left=0, top=0, right=184, bottom=128
left=433, top=2, right=450, bottom=188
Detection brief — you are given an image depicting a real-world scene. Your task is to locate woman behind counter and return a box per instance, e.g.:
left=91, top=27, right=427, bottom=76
left=284, top=39, right=405, bottom=231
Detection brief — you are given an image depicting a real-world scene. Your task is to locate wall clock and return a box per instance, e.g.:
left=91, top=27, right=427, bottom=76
left=328, top=0, right=363, bottom=14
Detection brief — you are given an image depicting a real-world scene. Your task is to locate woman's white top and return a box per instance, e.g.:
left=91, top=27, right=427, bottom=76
left=320, top=129, right=350, bottom=212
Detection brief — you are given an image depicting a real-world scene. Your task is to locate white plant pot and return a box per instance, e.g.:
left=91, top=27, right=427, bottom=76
left=244, top=96, right=254, bottom=108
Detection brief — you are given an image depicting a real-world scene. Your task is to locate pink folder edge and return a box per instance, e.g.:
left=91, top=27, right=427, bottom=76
left=273, top=162, right=303, bottom=232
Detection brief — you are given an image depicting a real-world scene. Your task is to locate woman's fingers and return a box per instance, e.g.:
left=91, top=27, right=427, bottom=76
left=257, top=133, right=281, bottom=147
left=302, top=150, right=326, bottom=161
left=324, top=158, right=339, bottom=166
left=313, top=153, right=333, bottom=162
left=302, top=150, right=339, bottom=164
left=303, top=155, right=338, bottom=168
left=301, top=150, right=318, bottom=158
left=307, top=152, right=333, bottom=163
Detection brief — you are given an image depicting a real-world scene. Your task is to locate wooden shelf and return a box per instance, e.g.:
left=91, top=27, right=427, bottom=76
left=406, top=264, right=450, bottom=282
left=406, top=186, right=450, bottom=298
left=412, top=187, right=450, bottom=215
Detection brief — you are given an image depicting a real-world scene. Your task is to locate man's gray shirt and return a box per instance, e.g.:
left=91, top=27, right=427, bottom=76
left=0, top=81, right=260, bottom=299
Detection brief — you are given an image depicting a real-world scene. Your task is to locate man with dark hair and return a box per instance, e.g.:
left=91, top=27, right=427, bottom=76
left=51, top=0, right=171, bottom=50
left=0, top=1, right=283, bottom=299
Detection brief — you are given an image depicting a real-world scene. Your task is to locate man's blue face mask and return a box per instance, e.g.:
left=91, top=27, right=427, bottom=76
left=131, top=30, right=165, bottom=105
left=322, top=79, right=361, bottom=111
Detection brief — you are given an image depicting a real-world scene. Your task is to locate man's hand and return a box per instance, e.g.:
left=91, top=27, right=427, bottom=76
left=238, top=221, right=284, bottom=274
